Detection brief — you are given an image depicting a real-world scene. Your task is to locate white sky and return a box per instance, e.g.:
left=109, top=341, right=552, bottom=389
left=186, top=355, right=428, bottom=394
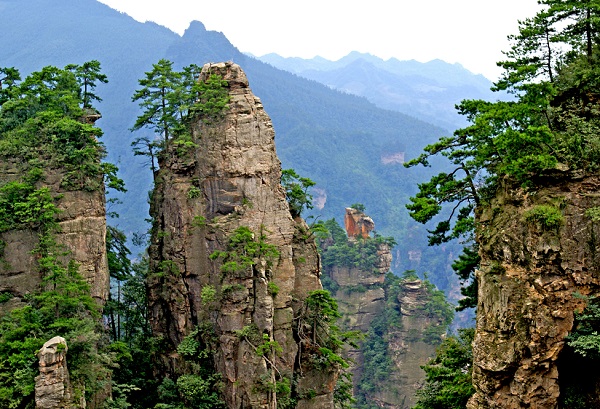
left=97, top=0, right=541, bottom=80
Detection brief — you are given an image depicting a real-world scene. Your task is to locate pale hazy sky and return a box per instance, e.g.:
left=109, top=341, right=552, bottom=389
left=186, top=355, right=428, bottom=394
left=97, top=0, right=541, bottom=80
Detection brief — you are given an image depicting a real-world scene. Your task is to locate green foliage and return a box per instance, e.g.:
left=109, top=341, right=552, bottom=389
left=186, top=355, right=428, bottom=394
left=192, top=215, right=207, bottom=228
left=65, top=59, right=108, bottom=109
left=567, top=295, right=600, bottom=359
left=586, top=206, right=600, bottom=222
left=255, top=334, right=283, bottom=357
left=295, top=288, right=361, bottom=409
left=0, top=182, right=59, bottom=233
left=187, top=186, right=202, bottom=199
left=0, top=63, right=121, bottom=194
left=131, top=59, right=229, bottom=155
left=350, top=203, right=366, bottom=212
left=406, top=1, right=600, bottom=309
left=451, top=245, right=480, bottom=311
left=421, top=281, right=455, bottom=344
left=281, top=168, right=316, bottom=218
left=200, top=285, right=217, bottom=306
left=176, top=374, right=223, bottom=409
left=267, top=281, right=279, bottom=297
left=0, top=61, right=132, bottom=409
left=523, top=204, right=564, bottom=231
left=209, top=225, right=279, bottom=276
left=414, top=328, right=475, bottom=409
left=318, top=218, right=396, bottom=272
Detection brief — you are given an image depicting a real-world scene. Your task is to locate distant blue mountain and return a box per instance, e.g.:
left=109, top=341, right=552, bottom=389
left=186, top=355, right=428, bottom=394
left=257, top=52, right=498, bottom=130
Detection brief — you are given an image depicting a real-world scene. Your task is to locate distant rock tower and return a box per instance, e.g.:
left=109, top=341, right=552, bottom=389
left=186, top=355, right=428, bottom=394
left=344, top=207, right=374, bottom=240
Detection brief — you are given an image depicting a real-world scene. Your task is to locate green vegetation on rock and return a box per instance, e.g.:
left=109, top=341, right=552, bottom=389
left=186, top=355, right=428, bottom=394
left=413, top=328, right=475, bottom=409
left=0, top=62, right=122, bottom=408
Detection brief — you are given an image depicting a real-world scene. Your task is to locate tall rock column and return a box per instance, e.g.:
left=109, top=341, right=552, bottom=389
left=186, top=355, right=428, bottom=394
left=35, top=337, right=74, bottom=409
left=468, top=176, right=600, bottom=408
left=148, top=62, right=336, bottom=409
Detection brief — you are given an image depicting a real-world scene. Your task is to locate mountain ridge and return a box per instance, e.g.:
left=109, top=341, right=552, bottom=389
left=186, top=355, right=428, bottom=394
left=256, top=51, right=498, bottom=130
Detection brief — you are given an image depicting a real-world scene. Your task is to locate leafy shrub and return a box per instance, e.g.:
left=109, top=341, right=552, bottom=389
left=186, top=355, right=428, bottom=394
left=524, top=204, right=564, bottom=231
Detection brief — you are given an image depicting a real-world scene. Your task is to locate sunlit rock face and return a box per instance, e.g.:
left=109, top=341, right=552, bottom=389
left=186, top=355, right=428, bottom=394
left=344, top=207, right=374, bottom=240
left=148, top=62, right=336, bottom=409
left=468, top=175, right=600, bottom=409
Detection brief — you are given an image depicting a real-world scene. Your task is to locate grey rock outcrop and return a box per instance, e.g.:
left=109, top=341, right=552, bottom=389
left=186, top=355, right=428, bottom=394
left=35, top=337, right=76, bottom=409
left=148, top=62, right=336, bottom=409
left=468, top=176, right=600, bottom=408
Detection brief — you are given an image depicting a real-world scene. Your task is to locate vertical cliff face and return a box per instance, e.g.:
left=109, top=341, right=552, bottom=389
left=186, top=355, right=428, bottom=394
left=0, top=154, right=108, bottom=316
left=468, top=175, right=600, bottom=408
left=148, top=62, right=336, bottom=409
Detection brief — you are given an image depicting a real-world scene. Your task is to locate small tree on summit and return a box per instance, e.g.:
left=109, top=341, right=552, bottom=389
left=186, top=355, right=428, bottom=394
left=66, top=60, right=108, bottom=109
left=131, top=59, right=182, bottom=152
left=131, top=59, right=229, bottom=157
left=281, top=168, right=316, bottom=218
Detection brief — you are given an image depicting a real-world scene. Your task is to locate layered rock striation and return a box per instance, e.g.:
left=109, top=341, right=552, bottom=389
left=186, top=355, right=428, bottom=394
left=147, top=62, right=336, bottom=409
left=468, top=175, right=600, bottom=408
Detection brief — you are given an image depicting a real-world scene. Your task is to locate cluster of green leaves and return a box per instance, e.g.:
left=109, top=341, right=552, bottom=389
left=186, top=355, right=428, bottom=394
left=0, top=63, right=121, bottom=193
left=421, top=280, right=455, bottom=344
left=523, top=204, right=565, bottom=231
left=154, top=326, right=225, bottom=409
left=299, top=290, right=360, bottom=408
left=317, top=218, right=396, bottom=272
left=281, top=168, right=316, bottom=218
left=405, top=0, right=600, bottom=309
left=413, top=328, right=475, bottom=409
left=209, top=225, right=280, bottom=276
left=131, top=59, right=229, bottom=168
left=567, top=295, right=600, bottom=359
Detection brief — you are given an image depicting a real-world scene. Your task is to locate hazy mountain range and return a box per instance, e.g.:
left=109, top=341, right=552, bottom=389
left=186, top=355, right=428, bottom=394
left=256, top=51, right=498, bottom=130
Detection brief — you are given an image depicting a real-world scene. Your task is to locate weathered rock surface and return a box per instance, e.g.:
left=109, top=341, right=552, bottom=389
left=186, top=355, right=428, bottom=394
left=35, top=336, right=75, bottom=409
left=468, top=176, right=600, bottom=408
left=344, top=208, right=374, bottom=240
left=148, top=62, right=336, bottom=409
left=0, top=163, right=109, bottom=315
left=323, top=211, right=445, bottom=409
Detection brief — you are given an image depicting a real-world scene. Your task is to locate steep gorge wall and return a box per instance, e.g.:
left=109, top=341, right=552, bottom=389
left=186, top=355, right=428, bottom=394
left=468, top=175, right=600, bottom=408
left=0, top=156, right=108, bottom=315
left=148, top=62, right=337, bottom=409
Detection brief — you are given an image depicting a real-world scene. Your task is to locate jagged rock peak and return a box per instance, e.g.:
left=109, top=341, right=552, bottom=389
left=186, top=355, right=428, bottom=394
left=344, top=207, right=374, bottom=240
left=200, top=61, right=249, bottom=89
left=148, top=62, right=335, bottom=409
